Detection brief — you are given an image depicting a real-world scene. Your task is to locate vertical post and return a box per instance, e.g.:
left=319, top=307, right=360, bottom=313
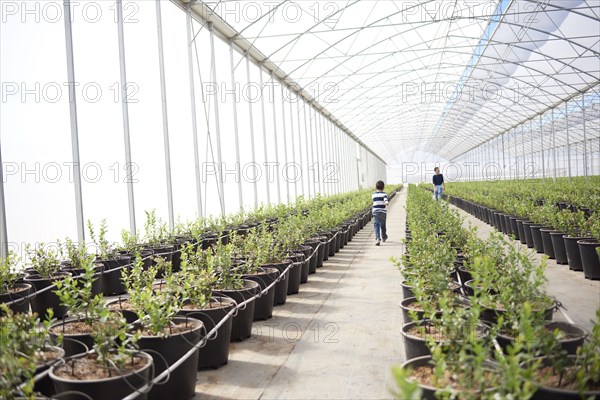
left=501, top=133, right=506, bottom=180
left=289, top=92, right=298, bottom=200
left=565, top=101, right=571, bottom=181
left=208, top=23, right=226, bottom=215
left=313, top=107, right=322, bottom=195
left=309, top=107, right=317, bottom=195
left=582, top=94, right=588, bottom=183
left=514, top=127, right=518, bottom=179
left=63, top=0, right=85, bottom=242
left=246, top=57, right=258, bottom=208
left=296, top=99, right=304, bottom=197
left=258, top=70, right=270, bottom=204
left=116, top=0, right=137, bottom=232
left=540, top=114, right=545, bottom=180
left=280, top=85, right=290, bottom=203
left=303, top=101, right=312, bottom=198
left=0, top=139, right=8, bottom=259
left=270, top=72, right=281, bottom=204
left=228, top=43, right=243, bottom=211
left=186, top=5, right=203, bottom=218
left=529, top=119, right=534, bottom=178
left=551, top=108, right=557, bottom=182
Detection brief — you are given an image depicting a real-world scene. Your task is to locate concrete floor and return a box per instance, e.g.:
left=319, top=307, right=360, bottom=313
left=194, top=190, right=407, bottom=400
left=450, top=203, right=600, bottom=332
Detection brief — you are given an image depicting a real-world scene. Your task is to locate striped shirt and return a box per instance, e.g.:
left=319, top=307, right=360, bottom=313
left=372, top=191, right=389, bottom=213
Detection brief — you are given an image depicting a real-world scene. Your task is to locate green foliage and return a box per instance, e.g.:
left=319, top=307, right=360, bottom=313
left=25, top=243, right=61, bottom=278
left=88, top=219, right=118, bottom=260
left=0, top=251, right=20, bottom=295
left=390, top=365, right=423, bottom=399
left=143, top=209, right=172, bottom=246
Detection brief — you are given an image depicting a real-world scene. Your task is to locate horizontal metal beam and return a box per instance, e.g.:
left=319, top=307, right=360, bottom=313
left=170, top=0, right=386, bottom=166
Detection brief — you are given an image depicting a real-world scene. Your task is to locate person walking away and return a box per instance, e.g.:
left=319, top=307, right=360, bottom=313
left=372, top=180, right=389, bottom=246
left=433, top=167, right=445, bottom=201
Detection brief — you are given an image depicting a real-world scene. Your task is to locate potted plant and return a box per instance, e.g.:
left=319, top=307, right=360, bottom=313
left=0, top=305, right=64, bottom=399
left=175, top=243, right=237, bottom=369
left=560, top=211, right=592, bottom=271
left=49, top=309, right=153, bottom=400
left=59, top=238, right=103, bottom=296
left=577, top=212, right=600, bottom=280
left=24, top=242, right=70, bottom=318
left=126, top=258, right=203, bottom=400
left=88, top=220, right=131, bottom=295
left=0, top=251, right=31, bottom=314
left=210, top=241, right=259, bottom=342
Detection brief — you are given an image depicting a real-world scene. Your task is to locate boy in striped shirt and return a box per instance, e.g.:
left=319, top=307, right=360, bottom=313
left=372, top=180, right=389, bottom=246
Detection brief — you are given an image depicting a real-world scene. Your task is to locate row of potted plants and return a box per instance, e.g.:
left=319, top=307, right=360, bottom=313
left=438, top=179, right=600, bottom=280
left=392, top=184, right=599, bottom=399
left=1, top=185, right=402, bottom=399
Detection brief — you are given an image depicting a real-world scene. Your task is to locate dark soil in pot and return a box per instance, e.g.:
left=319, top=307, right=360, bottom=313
left=136, top=317, right=203, bottom=400
left=0, top=283, right=32, bottom=314
left=49, top=317, right=94, bottom=357
left=243, top=267, right=279, bottom=321
left=214, top=280, right=258, bottom=342
left=578, top=239, right=600, bottom=280
left=178, top=296, right=236, bottom=369
left=49, top=351, right=153, bottom=400
left=496, top=321, right=586, bottom=355
left=480, top=299, right=555, bottom=325
left=530, top=355, right=600, bottom=400
left=105, top=297, right=139, bottom=324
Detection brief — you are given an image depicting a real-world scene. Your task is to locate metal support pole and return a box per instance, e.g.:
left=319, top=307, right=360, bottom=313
left=296, top=99, right=304, bottom=197
left=309, top=107, right=317, bottom=196
left=270, top=72, right=281, bottom=204
left=209, top=23, right=226, bottom=215
left=280, top=85, right=290, bottom=203
left=258, top=70, right=270, bottom=204
left=582, top=95, right=588, bottom=183
left=313, top=107, right=322, bottom=195
left=229, top=43, right=243, bottom=211
left=186, top=5, right=203, bottom=218
left=303, top=101, right=312, bottom=198
left=0, top=139, right=8, bottom=259
left=116, top=0, right=137, bottom=233
left=289, top=93, right=298, bottom=200
left=246, top=57, right=258, bottom=208
left=501, top=133, right=506, bottom=180
left=551, top=108, right=557, bottom=182
left=514, top=127, right=518, bottom=180
left=540, top=115, right=545, bottom=180
left=63, top=0, right=85, bottom=242
left=529, top=119, right=534, bottom=179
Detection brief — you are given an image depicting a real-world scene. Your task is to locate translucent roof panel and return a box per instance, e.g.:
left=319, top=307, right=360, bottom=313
left=201, top=0, right=600, bottom=163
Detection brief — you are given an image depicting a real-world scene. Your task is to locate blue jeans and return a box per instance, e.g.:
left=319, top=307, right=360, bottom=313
left=373, top=212, right=387, bottom=241
left=434, top=185, right=443, bottom=201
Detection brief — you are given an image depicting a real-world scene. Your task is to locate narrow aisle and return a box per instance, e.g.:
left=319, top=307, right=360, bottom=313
left=195, top=190, right=406, bottom=400
left=449, top=203, right=600, bottom=331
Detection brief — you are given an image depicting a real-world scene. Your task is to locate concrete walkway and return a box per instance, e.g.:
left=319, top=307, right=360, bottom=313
left=450, top=203, right=600, bottom=331
left=194, top=190, right=407, bottom=400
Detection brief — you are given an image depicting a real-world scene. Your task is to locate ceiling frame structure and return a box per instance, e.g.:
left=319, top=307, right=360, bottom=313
left=175, top=0, right=599, bottom=167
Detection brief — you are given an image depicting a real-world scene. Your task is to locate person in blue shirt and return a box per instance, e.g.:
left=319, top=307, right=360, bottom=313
left=372, top=180, right=389, bottom=246
left=433, top=167, right=445, bottom=201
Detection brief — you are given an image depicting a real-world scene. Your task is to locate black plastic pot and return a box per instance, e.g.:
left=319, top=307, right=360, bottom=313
left=496, top=321, right=586, bottom=355
left=327, top=234, right=336, bottom=257
left=49, top=351, right=153, bottom=400
left=550, top=232, right=568, bottom=265
left=49, top=317, right=94, bottom=357
left=540, top=228, right=556, bottom=259
left=401, top=280, right=414, bottom=299
left=578, top=239, right=600, bottom=280
left=303, top=240, right=319, bottom=274
left=400, top=355, right=498, bottom=400
left=530, top=225, right=548, bottom=254
left=24, top=273, right=69, bottom=319
left=285, top=257, right=302, bottom=295
left=98, top=254, right=132, bottom=296
left=523, top=222, right=537, bottom=248
left=215, top=280, right=258, bottom=342
left=105, top=297, right=139, bottom=324
left=509, top=217, right=519, bottom=240
left=60, top=263, right=104, bottom=296
left=531, top=356, right=600, bottom=400
left=243, top=267, right=279, bottom=321
left=137, top=316, right=203, bottom=400
left=457, top=266, right=472, bottom=285
left=178, top=296, right=236, bottom=369
left=33, top=345, right=65, bottom=397
left=315, top=237, right=327, bottom=267
left=481, top=300, right=555, bottom=326
left=298, top=245, right=312, bottom=283
left=400, top=298, right=441, bottom=322
left=267, top=260, right=292, bottom=306
left=564, top=236, right=591, bottom=271
left=516, top=220, right=528, bottom=245
left=402, top=320, right=487, bottom=360
left=0, top=283, right=32, bottom=314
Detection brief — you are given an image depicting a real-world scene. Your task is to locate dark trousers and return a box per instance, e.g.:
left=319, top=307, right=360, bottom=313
left=373, top=212, right=387, bottom=241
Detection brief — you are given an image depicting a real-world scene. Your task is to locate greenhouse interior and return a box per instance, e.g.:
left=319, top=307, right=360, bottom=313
left=1, top=0, right=600, bottom=399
